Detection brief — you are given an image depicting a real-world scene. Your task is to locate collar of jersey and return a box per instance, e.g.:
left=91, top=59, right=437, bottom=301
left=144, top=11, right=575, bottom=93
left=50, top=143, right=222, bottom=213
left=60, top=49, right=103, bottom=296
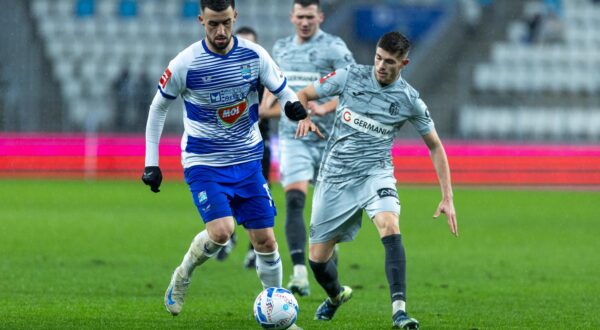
left=202, top=36, right=239, bottom=59
left=371, top=66, right=403, bottom=90
left=294, top=29, right=324, bottom=45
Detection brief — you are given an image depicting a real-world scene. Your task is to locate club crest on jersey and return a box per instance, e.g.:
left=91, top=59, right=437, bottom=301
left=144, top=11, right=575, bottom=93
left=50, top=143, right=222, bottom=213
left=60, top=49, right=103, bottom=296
left=319, top=71, right=336, bottom=84
left=240, top=65, right=252, bottom=80
left=217, top=99, right=248, bottom=127
left=389, top=103, right=400, bottom=116
left=159, top=68, right=172, bottom=89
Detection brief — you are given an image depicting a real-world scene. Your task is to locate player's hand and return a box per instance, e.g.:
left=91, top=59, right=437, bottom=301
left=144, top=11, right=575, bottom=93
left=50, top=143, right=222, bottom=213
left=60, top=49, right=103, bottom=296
left=433, top=198, right=458, bottom=237
left=307, top=101, right=327, bottom=117
left=142, top=166, right=163, bottom=193
left=295, top=116, right=324, bottom=139
left=284, top=101, right=308, bottom=121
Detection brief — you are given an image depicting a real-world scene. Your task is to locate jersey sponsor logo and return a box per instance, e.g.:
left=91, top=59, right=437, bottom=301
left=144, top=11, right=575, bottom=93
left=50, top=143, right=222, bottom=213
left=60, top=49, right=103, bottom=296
left=341, top=108, right=394, bottom=138
left=217, top=99, right=248, bottom=127
left=319, top=71, right=336, bottom=84
left=377, top=188, right=398, bottom=199
left=209, top=87, right=247, bottom=104
left=284, top=71, right=321, bottom=88
left=240, top=64, right=253, bottom=80
left=159, top=68, right=172, bottom=89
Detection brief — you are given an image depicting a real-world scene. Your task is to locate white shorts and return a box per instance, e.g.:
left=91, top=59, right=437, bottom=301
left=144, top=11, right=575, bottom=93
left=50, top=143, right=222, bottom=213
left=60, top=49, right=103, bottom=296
left=309, top=173, right=400, bottom=244
left=278, top=138, right=325, bottom=187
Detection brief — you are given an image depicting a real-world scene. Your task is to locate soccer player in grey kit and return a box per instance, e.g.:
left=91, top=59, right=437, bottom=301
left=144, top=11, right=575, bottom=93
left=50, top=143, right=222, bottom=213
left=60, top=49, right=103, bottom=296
left=295, top=32, right=458, bottom=329
left=261, top=0, right=355, bottom=296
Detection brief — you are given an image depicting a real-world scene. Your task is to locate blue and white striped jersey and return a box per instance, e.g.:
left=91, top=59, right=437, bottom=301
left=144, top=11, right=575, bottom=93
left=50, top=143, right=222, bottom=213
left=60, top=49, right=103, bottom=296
left=158, top=36, right=289, bottom=168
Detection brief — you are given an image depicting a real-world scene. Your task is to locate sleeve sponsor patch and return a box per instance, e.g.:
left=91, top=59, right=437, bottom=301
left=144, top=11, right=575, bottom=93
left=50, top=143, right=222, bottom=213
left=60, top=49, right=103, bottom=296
left=159, top=68, right=172, bottom=89
left=319, top=71, right=336, bottom=84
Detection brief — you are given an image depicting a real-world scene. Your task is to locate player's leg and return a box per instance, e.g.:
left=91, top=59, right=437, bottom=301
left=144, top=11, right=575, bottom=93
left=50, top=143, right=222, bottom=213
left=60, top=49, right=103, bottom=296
left=309, top=181, right=359, bottom=321
left=366, top=177, right=418, bottom=329
left=216, top=232, right=237, bottom=261
left=309, top=241, right=353, bottom=321
left=246, top=227, right=282, bottom=288
left=164, top=175, right=235, bottom=316
left=284, top=180, right=310, bottom=295
left=233, top=169, right=280, bottom=288
left=165, top=216, right=234, bottom=315
left=279, top=138, right=316, bottom=296
left=243, top=242, right=256, bottom=269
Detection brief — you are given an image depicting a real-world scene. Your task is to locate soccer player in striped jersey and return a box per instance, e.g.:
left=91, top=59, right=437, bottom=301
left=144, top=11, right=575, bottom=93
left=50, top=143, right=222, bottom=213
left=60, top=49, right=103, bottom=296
left=141, top=0, right=319, bottom=319
left=295, top=32, right=458, bottom=329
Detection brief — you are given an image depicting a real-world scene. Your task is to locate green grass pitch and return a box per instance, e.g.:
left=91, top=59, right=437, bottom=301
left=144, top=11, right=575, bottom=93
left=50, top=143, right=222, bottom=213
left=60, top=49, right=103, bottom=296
left=1, top=180, right=599, bottom=329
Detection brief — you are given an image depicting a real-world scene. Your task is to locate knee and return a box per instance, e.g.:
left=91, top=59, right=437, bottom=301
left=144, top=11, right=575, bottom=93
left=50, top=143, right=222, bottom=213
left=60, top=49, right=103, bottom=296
left=309, top=244, right=332, bottom=263
left=285, top=189, right=306, bottom=209
left=381, top=222, right=400, bottom=237
left=253, top=237, right=278, bottom=253
left=207, top=227, right=233, bottom=244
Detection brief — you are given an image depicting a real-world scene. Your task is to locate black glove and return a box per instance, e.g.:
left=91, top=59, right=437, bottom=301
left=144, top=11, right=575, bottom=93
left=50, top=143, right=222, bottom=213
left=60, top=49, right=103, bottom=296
left=142, top=166, right=163, bottom=193
left=284, top=101, right=308, bottom=121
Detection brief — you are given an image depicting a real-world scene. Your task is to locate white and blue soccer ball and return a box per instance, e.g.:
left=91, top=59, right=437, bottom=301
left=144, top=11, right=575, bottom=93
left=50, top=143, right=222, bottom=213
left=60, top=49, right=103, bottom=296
left=253, top=287, right=298, bottom=329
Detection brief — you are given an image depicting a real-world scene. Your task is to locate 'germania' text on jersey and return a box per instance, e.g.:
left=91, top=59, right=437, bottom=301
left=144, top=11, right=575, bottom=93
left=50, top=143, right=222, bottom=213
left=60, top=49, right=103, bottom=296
left=313, top=64, right=435, bottom=183
left=272, top=30, right=354, bottom=142
left=158, top=37, right=287, bottom=168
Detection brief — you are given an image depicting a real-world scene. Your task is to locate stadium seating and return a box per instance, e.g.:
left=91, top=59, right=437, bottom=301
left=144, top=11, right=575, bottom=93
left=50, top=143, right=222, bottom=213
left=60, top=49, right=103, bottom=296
left=30, top=0, right=294, bottom=130
left=473, top=0, right=600, bottom=95
left=463, top=0, right=600, bottom=141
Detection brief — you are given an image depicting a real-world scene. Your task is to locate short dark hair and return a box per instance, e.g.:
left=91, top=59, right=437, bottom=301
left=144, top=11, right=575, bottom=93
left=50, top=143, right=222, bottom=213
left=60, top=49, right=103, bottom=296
left=377, top=32, right=411, bottom=58
left=236, top=26, right=258, bottom=40
left=294, top=0, right=320, bottom=8
left=200, top=0, right=235, bottom=11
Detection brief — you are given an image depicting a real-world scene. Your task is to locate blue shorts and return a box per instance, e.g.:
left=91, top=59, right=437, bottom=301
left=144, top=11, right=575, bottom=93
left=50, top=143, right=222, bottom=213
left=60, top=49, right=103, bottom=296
left=184, top=161, right=276, bottom=229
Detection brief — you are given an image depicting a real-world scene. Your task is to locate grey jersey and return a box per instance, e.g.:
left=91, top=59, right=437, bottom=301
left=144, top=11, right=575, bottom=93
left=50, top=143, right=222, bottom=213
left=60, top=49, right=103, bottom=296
left=313, top=64, right=434, bottom=183
left=272, top=30, right=355, bottom=141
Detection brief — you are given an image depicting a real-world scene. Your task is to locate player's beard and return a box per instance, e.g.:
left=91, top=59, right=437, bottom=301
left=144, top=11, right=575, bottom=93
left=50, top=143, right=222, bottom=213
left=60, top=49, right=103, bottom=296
left=209, top=35, right=232, bottom=51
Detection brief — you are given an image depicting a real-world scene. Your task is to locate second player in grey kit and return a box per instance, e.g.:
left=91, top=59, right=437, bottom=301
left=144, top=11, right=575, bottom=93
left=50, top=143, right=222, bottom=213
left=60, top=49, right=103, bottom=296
left=261, top=0, right=355, bottom=296
left=295, top=32, right=458, bottom=329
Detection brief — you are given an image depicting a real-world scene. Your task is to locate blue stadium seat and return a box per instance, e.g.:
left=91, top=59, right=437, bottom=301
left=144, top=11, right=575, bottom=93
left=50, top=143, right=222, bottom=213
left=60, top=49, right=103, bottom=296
left=182, top=0, right=199, bottom=18
left=76, top=0, right=95, bottom=17
left=119, top=0, right=137, bottom=17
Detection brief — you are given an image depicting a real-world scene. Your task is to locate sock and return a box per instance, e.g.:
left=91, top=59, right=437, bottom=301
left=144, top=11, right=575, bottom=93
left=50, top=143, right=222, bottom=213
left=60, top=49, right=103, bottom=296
left=285, top=189, right=307, bottom=265
left=293, top=264, right=308, bottom=278
left=255, top=249, right=282, bottom=289
left=309, top=259, right=342, bottom=300
left=392, top=300, right=406, bottom=315
left=178, top=230, right=227, bottom=279
left=382, top=234, right=406, bottom=313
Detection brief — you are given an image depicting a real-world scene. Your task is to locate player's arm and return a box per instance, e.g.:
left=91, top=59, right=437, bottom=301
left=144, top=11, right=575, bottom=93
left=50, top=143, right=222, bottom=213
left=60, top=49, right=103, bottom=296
left=259, top=89, right=280, bottom=119
left=422, top=129, right=458, bottom=236
left=295, top=84, right=325, bottom=138
left=307, top=98, right=337, bottom=117
left=142, top=91, right=174, bottom=193
left=142, top=56, right=186, bottom=193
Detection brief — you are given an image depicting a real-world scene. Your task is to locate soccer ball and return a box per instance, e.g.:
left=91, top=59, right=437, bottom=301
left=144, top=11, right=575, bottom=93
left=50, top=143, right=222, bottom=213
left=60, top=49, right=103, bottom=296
left=253, top=287, right=299, bottom=329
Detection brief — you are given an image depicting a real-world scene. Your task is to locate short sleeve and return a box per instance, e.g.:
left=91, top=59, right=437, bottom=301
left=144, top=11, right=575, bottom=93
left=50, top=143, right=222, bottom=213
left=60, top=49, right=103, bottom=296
left=408, top=97, right=435, bottom=135
left=257, top=46, right=287, bottom=94
left=330, top=39, right=355, bottom=70
left=313, top=66, right=350, bottom=98
left=158, top=55, right=187, bottom=99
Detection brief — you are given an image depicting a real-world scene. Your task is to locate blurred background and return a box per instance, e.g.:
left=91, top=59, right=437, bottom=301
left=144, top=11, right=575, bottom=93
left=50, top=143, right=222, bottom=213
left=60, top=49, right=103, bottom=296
left=1, top=0, right=599, bottom=186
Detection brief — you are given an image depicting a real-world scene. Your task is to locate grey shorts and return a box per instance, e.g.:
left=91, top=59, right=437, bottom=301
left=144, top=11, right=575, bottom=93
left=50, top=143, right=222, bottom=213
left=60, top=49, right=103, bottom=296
left=309, top=174, right=400, bottom=244
left=278, top=138, right=325, bottom=187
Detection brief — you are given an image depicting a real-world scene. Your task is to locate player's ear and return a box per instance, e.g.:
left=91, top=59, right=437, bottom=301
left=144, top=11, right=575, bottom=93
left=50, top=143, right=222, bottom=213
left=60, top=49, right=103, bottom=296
left=402, top=58, right=410, bottom=67
left=198, top=14, right=204, bottom=25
